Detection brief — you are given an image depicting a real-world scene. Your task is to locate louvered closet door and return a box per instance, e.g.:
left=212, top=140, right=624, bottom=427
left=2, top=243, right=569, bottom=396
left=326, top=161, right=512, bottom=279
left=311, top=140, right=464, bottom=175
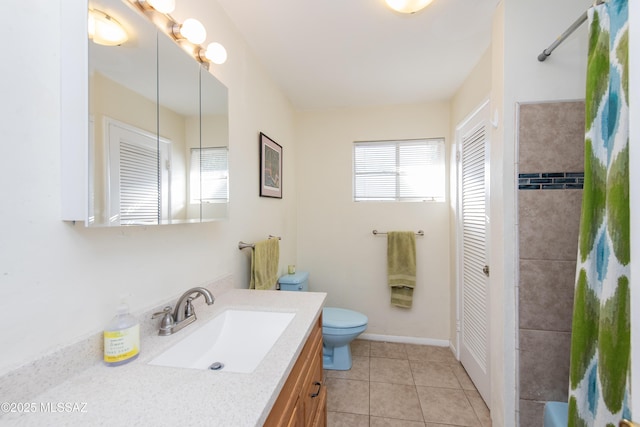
left=458, top=102, right=490, bottom=406
left=119, top=139, right=160, bottom=224
left=106, top=119, right=170, bottom=226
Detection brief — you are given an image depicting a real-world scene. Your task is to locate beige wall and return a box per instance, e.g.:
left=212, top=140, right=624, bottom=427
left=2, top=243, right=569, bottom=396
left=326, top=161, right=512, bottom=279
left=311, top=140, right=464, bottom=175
left=450, top=48, right=492, bottom=128
left=0, top=0, right=296, bottom=375
left=295, top=103, right=451, bottom=342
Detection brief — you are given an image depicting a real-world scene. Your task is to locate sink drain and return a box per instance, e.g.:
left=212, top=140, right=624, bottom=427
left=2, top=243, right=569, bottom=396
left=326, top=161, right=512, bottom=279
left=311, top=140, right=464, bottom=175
left=208, top=361, right=224, bottom=371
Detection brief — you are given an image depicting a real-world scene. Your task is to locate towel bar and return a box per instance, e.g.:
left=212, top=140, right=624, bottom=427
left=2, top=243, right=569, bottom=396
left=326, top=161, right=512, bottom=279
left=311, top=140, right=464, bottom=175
left=238, top=235, right=281, bottom=250
left=372, top=230, right=424, bottom=236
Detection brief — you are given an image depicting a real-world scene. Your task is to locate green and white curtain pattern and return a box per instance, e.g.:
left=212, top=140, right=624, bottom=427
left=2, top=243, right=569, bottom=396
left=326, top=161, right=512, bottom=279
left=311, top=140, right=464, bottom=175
left=568, top=0, right=630, bottom=425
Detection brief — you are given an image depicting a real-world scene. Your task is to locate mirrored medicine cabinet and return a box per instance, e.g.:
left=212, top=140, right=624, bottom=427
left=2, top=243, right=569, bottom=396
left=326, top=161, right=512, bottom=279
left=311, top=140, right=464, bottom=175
left=86, top=0, right=229, bottom=226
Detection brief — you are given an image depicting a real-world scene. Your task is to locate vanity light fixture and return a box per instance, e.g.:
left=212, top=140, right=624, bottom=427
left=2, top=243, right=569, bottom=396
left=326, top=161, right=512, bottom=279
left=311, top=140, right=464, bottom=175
left=171, top=18, right=207, bottom=45
left=130, top=0, right=227, bottom=68
left=384, top=0, right=434, bottom=14
left=137, top=0, right=175, bottom=14
left=198, top=42, right=228, bottom=65
left=88, top=9, right=128, bottom=46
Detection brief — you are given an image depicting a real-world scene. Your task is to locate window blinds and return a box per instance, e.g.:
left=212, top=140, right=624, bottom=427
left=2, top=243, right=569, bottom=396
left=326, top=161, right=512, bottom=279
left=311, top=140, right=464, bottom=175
left=353, top=139, right=445, bottom=201
left=190, top=147, right=229, bottom=203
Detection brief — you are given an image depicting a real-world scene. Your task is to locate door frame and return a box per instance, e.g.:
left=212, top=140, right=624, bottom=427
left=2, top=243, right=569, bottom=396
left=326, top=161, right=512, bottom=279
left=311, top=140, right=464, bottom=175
left=454, top=98, right=491, bottom=406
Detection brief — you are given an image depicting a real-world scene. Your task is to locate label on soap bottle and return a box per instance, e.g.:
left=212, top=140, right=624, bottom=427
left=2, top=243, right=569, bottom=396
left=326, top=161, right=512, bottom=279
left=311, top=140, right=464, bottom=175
left=104, top=324, right=140, bottom=363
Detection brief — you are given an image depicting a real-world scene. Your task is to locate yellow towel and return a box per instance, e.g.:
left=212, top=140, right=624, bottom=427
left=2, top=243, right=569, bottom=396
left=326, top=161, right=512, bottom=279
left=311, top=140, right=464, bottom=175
left=387, top=231, right=416, bottom=308
left=250, top=238, right=280, bottom=290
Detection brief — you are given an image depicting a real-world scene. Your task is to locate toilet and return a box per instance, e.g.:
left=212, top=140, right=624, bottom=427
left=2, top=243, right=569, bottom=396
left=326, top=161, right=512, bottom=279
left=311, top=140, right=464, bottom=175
left=279, top=272, right=368, bottom=370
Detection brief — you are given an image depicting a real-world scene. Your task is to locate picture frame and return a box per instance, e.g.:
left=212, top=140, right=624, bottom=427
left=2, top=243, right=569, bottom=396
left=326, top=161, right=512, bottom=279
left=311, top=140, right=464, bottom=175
left=259, top=132, right=283, bottom=198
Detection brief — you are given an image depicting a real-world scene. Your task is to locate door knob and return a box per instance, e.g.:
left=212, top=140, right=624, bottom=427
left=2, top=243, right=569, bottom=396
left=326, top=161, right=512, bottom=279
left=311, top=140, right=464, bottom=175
left=620, top=420, right=640, bottom=427
left=482, top=265, right=490, bottom=277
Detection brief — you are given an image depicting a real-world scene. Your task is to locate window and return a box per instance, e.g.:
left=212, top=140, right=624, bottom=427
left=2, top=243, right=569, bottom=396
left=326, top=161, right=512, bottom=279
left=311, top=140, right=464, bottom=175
left=190, top=147, right=229, bottom=203
left=353, top=138, right=445, bottom=202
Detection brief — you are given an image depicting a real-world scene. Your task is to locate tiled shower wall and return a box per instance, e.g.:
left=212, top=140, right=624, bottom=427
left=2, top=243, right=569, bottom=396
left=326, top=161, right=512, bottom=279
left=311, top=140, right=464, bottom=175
left=517, top=101, right=585, bottom=426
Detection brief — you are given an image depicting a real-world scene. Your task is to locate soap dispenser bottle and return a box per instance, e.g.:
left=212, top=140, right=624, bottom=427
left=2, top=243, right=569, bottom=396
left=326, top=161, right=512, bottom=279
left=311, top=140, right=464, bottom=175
left=103, top=301, right=140, bottom=366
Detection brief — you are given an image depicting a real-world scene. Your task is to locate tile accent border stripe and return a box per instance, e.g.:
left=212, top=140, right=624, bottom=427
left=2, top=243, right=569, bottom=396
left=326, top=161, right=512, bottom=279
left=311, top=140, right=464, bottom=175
left=518, top=172, right=584, bottom=190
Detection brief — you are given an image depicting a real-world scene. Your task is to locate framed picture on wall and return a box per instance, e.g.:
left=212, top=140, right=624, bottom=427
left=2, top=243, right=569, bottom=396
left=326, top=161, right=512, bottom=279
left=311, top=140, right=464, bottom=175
left=259, top=132, right=283, bottom=198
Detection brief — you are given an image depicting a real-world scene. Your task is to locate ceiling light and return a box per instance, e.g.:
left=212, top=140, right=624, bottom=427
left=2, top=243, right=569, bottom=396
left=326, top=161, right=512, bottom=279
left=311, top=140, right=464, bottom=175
left=385, top=0, right=434, bottom=14
left=172, top=18, right=206, bottom=44
left=137, top=0, right=175, bottom=14
left=203, top=42, right=227, bottom=64
left=88, top=9, right=128, bottom=46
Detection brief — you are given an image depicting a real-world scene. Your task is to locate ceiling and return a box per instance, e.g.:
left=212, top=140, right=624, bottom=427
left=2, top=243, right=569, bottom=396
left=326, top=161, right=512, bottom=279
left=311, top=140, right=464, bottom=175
left=216, top=0, right=499, bottom=111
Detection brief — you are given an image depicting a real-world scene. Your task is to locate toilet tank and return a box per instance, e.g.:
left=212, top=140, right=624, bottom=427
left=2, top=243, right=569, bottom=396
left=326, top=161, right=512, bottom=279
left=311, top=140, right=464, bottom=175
left=279, top=271, right=309, bottom=292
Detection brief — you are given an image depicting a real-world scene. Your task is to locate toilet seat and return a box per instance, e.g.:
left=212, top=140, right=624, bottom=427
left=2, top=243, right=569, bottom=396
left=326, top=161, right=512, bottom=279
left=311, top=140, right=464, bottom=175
left=323, top=307, right=368, bottom=329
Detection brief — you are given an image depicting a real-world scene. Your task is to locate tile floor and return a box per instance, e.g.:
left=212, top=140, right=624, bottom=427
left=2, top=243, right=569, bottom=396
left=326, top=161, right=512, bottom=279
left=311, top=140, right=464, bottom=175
left=325, top=340, right=492, bottom=427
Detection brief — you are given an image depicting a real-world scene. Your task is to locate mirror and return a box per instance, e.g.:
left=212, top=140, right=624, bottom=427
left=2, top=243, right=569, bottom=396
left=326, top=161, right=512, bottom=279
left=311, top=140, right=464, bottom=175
left=88, top=0, right=229, bottom=226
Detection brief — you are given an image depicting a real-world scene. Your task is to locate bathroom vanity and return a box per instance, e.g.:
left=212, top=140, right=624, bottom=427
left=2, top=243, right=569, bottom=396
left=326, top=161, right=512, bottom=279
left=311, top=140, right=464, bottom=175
left=0, top=287, right=326, bottom=426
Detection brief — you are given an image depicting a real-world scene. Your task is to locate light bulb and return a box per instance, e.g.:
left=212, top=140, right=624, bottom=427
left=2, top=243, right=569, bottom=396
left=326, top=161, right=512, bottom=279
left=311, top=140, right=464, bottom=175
left=88, top=9, right=128, bottom=46
left=177, top=18, right=206, bottom=44
left=88, top=12, right=96, bottom=39
left=147, top=0, right=175, bottom=14
left=205, top=42, right=227, bottom=64
left=385, top=0, right=434, bottom=14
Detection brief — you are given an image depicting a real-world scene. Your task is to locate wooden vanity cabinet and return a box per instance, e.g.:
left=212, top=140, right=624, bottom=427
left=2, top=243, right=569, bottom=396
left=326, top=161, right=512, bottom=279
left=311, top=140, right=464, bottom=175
left=265, top=315, right=326, bottom=427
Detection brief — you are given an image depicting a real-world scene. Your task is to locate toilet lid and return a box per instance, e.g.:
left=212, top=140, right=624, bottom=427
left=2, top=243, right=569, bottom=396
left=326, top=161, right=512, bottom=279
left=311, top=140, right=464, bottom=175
left=323, top=307, right=368, bottom=328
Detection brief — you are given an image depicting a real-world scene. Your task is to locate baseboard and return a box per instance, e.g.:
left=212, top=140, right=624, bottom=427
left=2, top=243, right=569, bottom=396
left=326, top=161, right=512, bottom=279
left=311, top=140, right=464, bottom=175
left=449, top=341, right=458, bottom=358
left=359, top=333, right=450, bottom=348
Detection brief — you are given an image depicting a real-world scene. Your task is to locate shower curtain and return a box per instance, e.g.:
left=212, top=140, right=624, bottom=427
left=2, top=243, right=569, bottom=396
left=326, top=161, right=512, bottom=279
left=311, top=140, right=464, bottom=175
left=568, top=0, right=630, bottom=425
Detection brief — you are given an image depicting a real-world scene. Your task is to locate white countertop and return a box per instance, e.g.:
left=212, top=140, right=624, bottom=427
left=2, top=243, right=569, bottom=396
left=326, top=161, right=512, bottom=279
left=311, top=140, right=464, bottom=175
left=1, top=289, right=326, bottom=426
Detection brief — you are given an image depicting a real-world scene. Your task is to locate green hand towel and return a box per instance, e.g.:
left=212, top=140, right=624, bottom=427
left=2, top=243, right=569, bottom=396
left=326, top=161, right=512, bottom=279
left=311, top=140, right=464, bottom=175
left=250, top=238, right=280, bottom=290
left=387, top=231, right=416, bottom=308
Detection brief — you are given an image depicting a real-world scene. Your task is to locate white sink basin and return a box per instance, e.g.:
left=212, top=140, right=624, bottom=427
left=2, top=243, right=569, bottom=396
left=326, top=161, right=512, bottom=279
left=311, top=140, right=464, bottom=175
left=149, top=310, right=296, bottom=373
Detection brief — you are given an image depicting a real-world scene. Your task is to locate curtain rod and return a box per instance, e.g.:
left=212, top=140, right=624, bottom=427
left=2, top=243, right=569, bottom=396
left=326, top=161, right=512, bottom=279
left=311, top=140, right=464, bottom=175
left=537, top=0, right=604, bottom=62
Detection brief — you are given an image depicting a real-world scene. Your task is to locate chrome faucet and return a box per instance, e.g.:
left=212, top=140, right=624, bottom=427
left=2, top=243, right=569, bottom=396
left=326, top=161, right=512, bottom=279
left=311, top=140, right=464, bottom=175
left=152, top=287, right=215, bottom=336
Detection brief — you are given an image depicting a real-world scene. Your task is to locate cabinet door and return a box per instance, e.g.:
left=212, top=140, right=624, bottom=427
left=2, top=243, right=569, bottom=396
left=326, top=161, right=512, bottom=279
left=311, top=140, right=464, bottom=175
left=303, top=335, right=324, bottom=424
left=310, top=383, right=327, bottom=427
left=286, top=398, right=304, bottom=427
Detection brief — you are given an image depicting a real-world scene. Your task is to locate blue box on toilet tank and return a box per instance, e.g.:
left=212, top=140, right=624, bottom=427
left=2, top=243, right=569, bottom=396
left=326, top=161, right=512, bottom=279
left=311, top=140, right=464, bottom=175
left=279, top=271, right=309, bottom=291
